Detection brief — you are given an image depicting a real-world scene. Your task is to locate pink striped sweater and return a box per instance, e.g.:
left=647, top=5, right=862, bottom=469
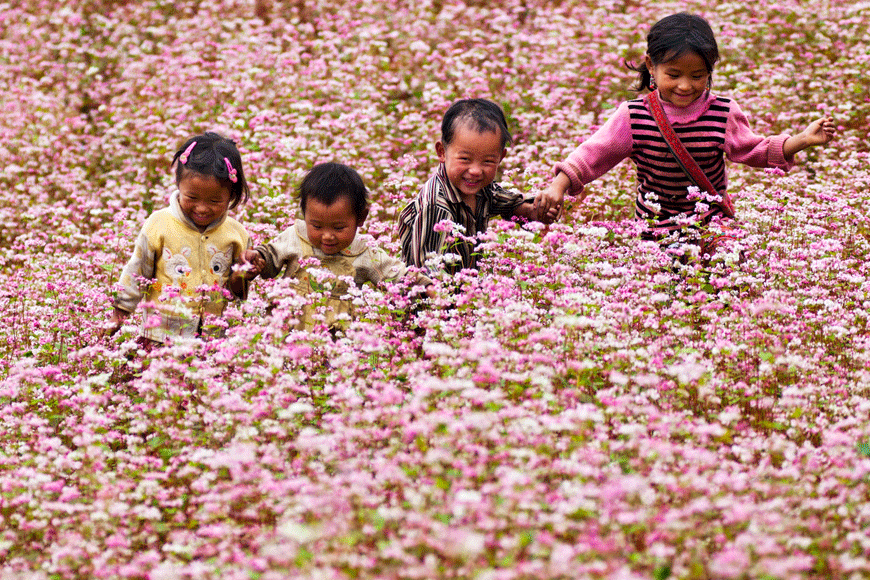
left=554, top=90, right=794, bottom=233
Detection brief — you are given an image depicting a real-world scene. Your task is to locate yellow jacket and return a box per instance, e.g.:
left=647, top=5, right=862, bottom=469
left=114, top=192, right=250, bottom=341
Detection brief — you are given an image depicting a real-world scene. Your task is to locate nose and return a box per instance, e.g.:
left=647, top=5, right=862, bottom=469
left=468, top=163, right=483, bottom=176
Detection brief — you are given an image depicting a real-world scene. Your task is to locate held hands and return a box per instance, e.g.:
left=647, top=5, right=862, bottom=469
left=533, top=177, right=569, bottom=225
left=516, top=196, right=562, bottom=225
left=239, top=249, right=266, bottom=280
left=537, top=194, right=563, bottom=225
left=227, top=250, right=264, bottom=298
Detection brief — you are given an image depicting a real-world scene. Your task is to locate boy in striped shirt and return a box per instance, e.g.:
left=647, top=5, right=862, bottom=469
left=398, top=99, right=558, bottom=274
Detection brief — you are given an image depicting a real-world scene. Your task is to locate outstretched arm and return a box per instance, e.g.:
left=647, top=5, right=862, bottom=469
left=534, top=101, right=634, bottom=223
left=783, top=117, right=836, bottom=158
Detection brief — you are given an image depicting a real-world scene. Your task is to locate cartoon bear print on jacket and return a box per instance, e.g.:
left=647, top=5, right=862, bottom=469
left=160, top=247, right=193, bottom=299
left=162, top=246, right=193, bottom=284
left=208, top=246, right=234, bottom=280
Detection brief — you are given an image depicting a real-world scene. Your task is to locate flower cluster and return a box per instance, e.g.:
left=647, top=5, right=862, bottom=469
left=2, top=0, right=869, bottom=578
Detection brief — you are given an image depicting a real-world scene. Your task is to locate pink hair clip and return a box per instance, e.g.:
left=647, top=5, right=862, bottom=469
left=224, top=157, right=238, bottom=183
left=180, top=141, right=197, bottom=165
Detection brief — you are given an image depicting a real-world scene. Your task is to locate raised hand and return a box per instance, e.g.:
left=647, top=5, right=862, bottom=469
left=802, top=117, right=836, bottom=147
left=784, top=117, right=837, bottom=156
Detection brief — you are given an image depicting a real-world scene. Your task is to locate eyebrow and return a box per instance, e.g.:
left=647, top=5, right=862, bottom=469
left=456, top=149, right=501, bottom=160
left=664, top=66, right=708, bottom=74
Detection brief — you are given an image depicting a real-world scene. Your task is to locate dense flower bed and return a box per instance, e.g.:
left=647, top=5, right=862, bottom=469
left=2, top=0, right=870, bottom=578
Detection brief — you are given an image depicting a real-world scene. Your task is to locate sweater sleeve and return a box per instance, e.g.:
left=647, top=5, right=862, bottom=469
left=553, top=102, right=634, bottom=197
left=362, top=245, right=434, bottom=291
left=488, top=182, right=532, bottom=220
left=255, top=226, right=301, bottom=280
left=725, top=100, right=793, bottom=170
left=113, top=220, right=158, bottom=314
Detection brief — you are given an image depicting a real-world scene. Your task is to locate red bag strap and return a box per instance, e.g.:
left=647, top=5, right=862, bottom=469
left=645, top=90, right=735, bottom=219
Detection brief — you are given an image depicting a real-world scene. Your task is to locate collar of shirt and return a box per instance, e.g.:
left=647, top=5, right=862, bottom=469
left=653, top=89, right=718, bottom=125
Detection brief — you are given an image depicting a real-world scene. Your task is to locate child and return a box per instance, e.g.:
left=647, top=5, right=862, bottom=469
left=398, top=98, right=558, bottom=274
left=243, top=162, right=431, bottom=331
left=535, top=13, right=836, bottom=248
left=109, top=132, right=252, bottom=342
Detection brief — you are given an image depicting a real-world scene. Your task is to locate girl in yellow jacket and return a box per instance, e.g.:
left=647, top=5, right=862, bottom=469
left=109, top=132, right=252, bottom=342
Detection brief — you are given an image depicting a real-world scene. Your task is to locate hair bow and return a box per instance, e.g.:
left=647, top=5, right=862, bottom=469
left=180, top=141, right=196, bottom=165
left=224, top=157, right=238, bottom=183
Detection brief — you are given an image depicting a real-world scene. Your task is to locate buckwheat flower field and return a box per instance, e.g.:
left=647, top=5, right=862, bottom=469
left=2, top=0, right=870, bottom=578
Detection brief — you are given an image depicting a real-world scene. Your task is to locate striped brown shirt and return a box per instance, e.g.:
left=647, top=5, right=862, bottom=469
left=398, top=163, right=530, bottom=273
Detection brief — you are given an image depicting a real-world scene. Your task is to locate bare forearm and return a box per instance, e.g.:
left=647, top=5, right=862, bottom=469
left=782, top=134, right=810, bottom=158
left=783, top=117, right=836, bottom=158
left=551, top=171, right=571, bottom=196
left=228, top=271, right=248, bottom=299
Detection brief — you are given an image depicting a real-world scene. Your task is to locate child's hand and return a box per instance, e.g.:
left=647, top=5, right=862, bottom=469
left=784, top=117, right=836, bottom=156
left=240, top=249, right=265, bottom=279
left=802, top=117, right=836, bottom=147
left=540, top=202, right=562, bottom=225
left=104, top=307, right=128, bottom=337
left=533, top=186, right=564, bottom=224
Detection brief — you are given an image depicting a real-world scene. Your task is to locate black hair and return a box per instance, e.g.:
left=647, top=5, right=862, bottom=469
left=299, top=162, right=369, bottom=223
left=627, top=13, right=719, bottom=92
left=441, top=98, right=513, bottom=149
left=172, top=132, right=250, bottom=210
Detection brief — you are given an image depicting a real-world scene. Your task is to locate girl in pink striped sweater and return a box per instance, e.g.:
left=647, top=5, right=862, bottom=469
left=536, top=13, right=835, bottom=249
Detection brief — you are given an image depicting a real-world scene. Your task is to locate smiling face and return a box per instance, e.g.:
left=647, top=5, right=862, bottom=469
left=304, top=195, right=363, bottom=255
left=177, top=171, right=232, bottom=231
left=437, top=121, right=506, bottom=201
left=647, top=50, right=711, bottom=108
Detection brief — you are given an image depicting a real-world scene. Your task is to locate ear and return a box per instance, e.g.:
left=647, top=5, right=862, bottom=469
left=357, top=206, right=370, bottom=227
left=499, top=148, right=507, bottom=163
left=435, top=141, right=446, bottom=164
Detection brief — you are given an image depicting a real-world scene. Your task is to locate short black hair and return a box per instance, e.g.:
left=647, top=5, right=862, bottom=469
left=441, top=99, right=512, bottom=149
left=627, top=13, right=719, bottom=92
left=172, top=132, right=250, bottom=209
left=299, top=162, right=369, bottom=223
